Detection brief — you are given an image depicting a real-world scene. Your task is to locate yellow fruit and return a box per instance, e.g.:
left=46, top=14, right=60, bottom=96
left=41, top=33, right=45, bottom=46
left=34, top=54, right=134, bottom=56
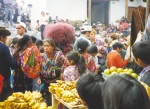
left=117, top=68, right=123, bottom=73
left=123, top=68, right=128, bottom=72
left=126, top=71, right=132, bottom=75
left=111, top=71, right=118, bottom=75
left=128, top=69, right=134, bottom=73
left=110, top=66, right=117, bottom=72
left=104, top=69, right=111, bottom=74
left=131, top=73, right=138, bottom=79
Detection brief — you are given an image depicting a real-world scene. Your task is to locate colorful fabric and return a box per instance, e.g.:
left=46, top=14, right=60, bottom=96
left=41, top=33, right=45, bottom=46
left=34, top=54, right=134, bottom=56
left=82, top=52, right=96, bottom=72
left=21, top=45, right=42, bottom=78
left=63, top=65, right=80, bottom=81
left=40, top=51, right=65, bottom=79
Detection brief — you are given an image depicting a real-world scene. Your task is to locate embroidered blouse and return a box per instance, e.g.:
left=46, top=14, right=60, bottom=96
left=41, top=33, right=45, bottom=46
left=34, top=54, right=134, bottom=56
left=63, top=65, right=80, bottom=81
left=39, top=50, right=65, bottom=79
left=82, top=52, right=96, bottom=72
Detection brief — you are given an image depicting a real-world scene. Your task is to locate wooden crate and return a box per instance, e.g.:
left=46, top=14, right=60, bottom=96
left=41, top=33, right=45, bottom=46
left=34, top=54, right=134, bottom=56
left=52, top=94, right=87, bottom=109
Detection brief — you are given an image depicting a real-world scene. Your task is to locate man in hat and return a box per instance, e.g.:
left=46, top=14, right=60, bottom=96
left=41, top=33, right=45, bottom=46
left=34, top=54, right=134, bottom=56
left=73, top=25, right=92, bottom=51
left=16, top=22, right=26, bottom=38
left=0, top=27, right=14, bottom=101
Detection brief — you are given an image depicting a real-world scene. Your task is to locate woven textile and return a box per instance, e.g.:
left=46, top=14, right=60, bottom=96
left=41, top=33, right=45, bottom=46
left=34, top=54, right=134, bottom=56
left=131, top=6, right=146, bottom=45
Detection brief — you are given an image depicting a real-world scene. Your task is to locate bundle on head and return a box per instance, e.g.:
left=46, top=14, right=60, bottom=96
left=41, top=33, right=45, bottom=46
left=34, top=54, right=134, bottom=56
left=44, top=22, right=75, bottom=54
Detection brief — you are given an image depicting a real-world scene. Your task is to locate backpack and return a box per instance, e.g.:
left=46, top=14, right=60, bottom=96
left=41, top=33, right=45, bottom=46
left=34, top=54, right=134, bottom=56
left=21, top=45, right=42, bottom=78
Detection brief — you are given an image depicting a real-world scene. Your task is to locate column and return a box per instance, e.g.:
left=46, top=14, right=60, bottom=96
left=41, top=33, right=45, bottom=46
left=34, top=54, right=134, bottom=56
left=125, top=0, right=128, bottom=18
left=146, top=0, right=150, bottom=23
left=88, top=0, right=92, bottom=25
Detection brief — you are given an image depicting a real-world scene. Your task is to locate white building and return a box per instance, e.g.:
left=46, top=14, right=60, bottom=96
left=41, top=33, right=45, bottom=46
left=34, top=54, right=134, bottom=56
left=24, top=0, right=146, bottom=27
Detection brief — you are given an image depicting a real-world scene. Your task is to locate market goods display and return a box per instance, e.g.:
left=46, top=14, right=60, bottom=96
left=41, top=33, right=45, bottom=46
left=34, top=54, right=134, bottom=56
left=103, top=66, right=138, bottom=79
left=49, top=80, right=82, bottom=106
left=0, top=91, right=53, bottom=109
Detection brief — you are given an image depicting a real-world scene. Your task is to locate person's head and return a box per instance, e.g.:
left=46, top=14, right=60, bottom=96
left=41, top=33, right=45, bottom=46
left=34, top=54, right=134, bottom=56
left=132, top=40, right=150, bottom=67
left=112, top=42, right=123, bottom=53
left=16, top=22, right=26, bottom=36
left=30, top=36, right=36, bottom=44
left=41, top=11, right=45, bottom=16
left=102, top=74, right=150, bottom=109
left=43, top=38, right=60, bottom=55
left=17, top=35, right=32, bottom=52
left=89, top=31, right=96, bottom=42
left=11, top=37, right=19, bottom=48
left=87, top=45, right=98, bottom=57
left=76, top=38, right=90, bottom=54
left=0, top=27, right=11, bottom=44
left=66, top=51, right=86, bottom=75
left=76, top=73, right=104, bottom=109
left=110, top=33, right=118, bottom=41
left=36, top=39, right=43, bottom=50
left=81, top=26, right=92, bottom=37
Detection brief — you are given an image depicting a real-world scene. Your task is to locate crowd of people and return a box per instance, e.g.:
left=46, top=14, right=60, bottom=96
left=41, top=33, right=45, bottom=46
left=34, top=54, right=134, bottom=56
left=0, top=6, right=150, bottom=109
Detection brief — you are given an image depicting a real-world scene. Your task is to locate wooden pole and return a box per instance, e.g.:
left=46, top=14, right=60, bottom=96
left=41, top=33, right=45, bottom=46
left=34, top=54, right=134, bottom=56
left=88, top=0, right=92, bottom=25
left=125, top=0, right=128, bottom=18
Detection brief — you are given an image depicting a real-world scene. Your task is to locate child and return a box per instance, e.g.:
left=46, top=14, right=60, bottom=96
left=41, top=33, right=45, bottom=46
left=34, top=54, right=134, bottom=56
left=87, top=45, right=100, bottom=74
left=76, top=73, right=104, bottom=109
left=132, top=40, right=150, bottom=78
left=63, top=51, right=86, bottom=81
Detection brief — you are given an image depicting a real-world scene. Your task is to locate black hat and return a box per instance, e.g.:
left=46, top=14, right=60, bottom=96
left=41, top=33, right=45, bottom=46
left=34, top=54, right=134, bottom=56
left=0, top=27, right=11, bottom=36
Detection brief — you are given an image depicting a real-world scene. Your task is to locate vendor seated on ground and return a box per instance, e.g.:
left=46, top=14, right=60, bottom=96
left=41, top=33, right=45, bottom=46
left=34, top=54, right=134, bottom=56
left=76, top=73, right=104, bottom=109
left=132, top=40, right=150, bottom=98
left=106, top=42, right=129, bottom=68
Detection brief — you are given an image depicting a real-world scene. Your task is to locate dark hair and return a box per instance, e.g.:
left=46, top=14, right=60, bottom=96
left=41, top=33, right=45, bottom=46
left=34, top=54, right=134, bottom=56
left=36, top=39, right=43, bottom=48
left=81, top=31, right=91, bottom=34
left=112, top=42, right=123, bottom=50
left=30, top=36, right=36, bottom=43
left=132, top=40, right=150, bottom=65
left=76, top=38, right=90, bottom=53
left=12, top=38, right=19, bottom=45
left=87, top=44, right=98, bottom=54
left=17, top=35, right=31, bottom=51
left=66, top=51, right=86, bottom=75
left=76, top=73, right=104, bottom=109
left=0, top=34, right=7, bottom=38
left=14, top=35, right=31, bottom=58
left=102, top=74, right=150, bottom=109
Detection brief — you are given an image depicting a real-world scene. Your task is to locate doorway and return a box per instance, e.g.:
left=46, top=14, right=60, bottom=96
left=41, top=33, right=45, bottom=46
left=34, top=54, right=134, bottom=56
left=91, top=1, right=110, bottom=25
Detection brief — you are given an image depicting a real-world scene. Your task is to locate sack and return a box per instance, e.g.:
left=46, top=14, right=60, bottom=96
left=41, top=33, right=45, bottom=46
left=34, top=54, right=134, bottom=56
left=21, top=46, right=42, bottom=78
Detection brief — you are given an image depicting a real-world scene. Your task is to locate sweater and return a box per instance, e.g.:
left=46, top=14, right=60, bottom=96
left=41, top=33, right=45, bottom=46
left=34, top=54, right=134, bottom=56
left=106, top=50, right=128, bottom=69
left=0, top=43, right=14, bottom=81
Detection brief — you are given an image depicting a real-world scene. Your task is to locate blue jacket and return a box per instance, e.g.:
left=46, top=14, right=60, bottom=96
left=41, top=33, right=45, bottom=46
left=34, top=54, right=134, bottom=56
left=0, top=43, right=14, bottom=81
